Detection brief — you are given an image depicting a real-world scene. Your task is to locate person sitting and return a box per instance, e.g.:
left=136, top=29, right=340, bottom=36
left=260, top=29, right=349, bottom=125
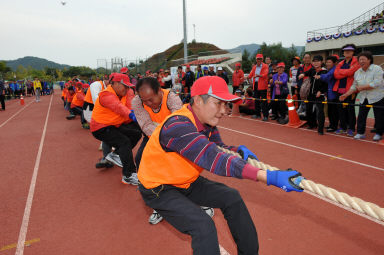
left=239, top=88, right=256, bottom=115
left=138, top=76, right=304, bottom=255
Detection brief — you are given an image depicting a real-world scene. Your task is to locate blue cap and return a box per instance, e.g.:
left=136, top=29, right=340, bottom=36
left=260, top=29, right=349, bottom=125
left=203, top=66, right=208, bottom=70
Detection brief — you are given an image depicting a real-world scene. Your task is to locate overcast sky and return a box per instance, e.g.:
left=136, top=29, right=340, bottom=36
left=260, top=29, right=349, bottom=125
left=1, top=0, right=383, bottom=67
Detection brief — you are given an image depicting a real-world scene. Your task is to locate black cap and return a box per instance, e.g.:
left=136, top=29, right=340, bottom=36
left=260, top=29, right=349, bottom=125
left=312, top=55, right=323, bottom=62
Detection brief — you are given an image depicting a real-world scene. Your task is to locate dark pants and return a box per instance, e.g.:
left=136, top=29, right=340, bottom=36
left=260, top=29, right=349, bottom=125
left=82, top=101, right=94, bottom=111
left=139, top=176, right=258, bottom=255
left=337, top=93, right=356, bottom=131
left=134, top=135, right=149, bottom=169
left=232, top=86, right=239, bottom=94
left=239, top=106, right=255, bottom=115
left=306, top=96, right=325, bottom=132
left=253, top=89, right=268, bottom=118
left=357, top=97, right=384, bottom=135
left=271, top=94, right=287, bottom=119
left=327, top=99, right=339, bottom=130
left=0, top=95, right=5, bottom=110
left=102, top=141, right=113, bottom=158
left=92, top=122, right=142, bottom=176
left=70, top=106, right=86, bottom=124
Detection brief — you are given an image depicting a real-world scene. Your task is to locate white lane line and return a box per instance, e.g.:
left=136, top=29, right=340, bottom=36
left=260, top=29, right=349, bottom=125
left=304, top=190, right=384, bottom=227
left=236, top=116, right=379, bottom=145
left=15, top=95, right=53, bottom=255
left=218, top=126, right=384, bottom=172
left=0, top=100, right=34, bottom=128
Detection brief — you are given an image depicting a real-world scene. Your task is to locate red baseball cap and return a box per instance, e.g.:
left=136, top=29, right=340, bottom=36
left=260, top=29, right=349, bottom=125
left=277, top=62, right=285, bottom=68
left=191, top=76, right=241, bottom=102
left=332, top=54, right=340, bottom=60
left=110, top=73, right=131, bottom=87
left=256, top=54, right=263, bottom=59
left=235, top=62, right=241, bottom=67
left=186, top=64, right=191, bottom=68
left=120, top=67, right=129, bottom=74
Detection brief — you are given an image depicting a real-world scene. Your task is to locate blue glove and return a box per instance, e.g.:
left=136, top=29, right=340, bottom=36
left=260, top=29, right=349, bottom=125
left=267, top=169, right=304, bottom=192
left=237, top=145, right=259, bottom=161
left=129, top=110, right=137, bottom=122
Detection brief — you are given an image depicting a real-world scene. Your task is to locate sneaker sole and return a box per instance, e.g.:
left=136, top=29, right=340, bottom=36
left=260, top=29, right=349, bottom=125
left=149, top=217, right=164, bottom=225
left=106, top=155, right=123, bottom=168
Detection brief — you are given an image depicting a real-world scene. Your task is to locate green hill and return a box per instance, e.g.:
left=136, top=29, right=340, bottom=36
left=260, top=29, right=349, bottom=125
left=3, top=56, right=70, bottom=71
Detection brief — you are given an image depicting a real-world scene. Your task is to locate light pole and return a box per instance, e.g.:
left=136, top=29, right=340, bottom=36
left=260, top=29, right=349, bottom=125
left=193, top=24, right=196, bottom=41
left=183, top=0, right=188, bottom=63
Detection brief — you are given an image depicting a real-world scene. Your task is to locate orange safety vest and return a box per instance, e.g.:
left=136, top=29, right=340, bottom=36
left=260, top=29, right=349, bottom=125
left=62, top=88, right=68, bottom=99
left=84, top=81, right=105, bottom=104
left=71, top=91, right=85, bottom=108
left=91, top=85, right=131, bottom=126
left=143, top=89, right=171, bottom=125
left=138, top=104, right=203, bottom=189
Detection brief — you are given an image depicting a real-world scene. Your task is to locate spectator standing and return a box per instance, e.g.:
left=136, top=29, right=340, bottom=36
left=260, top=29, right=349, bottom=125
left=232, top=63, right=244, bottom=94
left=299, top=55, right=328, bottom=135
left=203, top=66, right=209, bottom=76
left=33, top=77, right=42, bottom=102
left=248, top=54, right=269, bottom=120
left=195, top=65, right=204, bottom=80
left=340, top=51, right=384, bottom=141
left=208, top=65, right=216, bottom=76
left=296, top=53, right=313, bottom=114
left=0, top=80, right=5, bottom=111
left=265, top=56, right=273, bottom=74
left=270, top=62, right=289, bottom=124
left=216, top=67, right=229, bottom=84
left=289, top=56, right=301, bottom=96
left=333, top=44, right=360, bottom=136
left=319, top=55, right=339, bottom=132
left=182, top=65, right=195, bottom=94
left=162, top=70, right=173, bottom=89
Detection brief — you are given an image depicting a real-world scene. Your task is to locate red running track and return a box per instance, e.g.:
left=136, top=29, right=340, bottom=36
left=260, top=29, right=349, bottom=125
left=1, top=91, right=383, bottom=254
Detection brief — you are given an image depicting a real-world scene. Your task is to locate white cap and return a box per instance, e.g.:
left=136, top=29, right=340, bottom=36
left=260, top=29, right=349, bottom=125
left=217, top=67, right=223, bottom=71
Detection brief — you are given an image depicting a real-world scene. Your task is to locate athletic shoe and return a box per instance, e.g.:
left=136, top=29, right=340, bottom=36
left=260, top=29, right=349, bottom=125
left=353, top=134, right=366, bottom=140
left=251, top=115, right=261, bottom=119
left=201, top=206, right=214, bottom=218
left=373, top=134, right=382, bottom=141
left=82, top=123, right=90, bottom=129
left=121, top=173, right=139, bottom=185
left=66, top=114, right=75, bottom=120
left=149, top=210, right=163, bottom=225
left=347, top=129, right=354, bottom=137
left=262, top=117, right=268, bottom=121
left=95, top=158, right=114, bottom=169
left=106, top=152, right=123, bottom=168
left=335, top=129, right=346, bottom=134
left=326, top=128, right=336, bottom=133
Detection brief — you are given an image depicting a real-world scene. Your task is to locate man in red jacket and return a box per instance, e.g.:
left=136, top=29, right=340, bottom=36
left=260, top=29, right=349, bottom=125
left=248, top=54, right=269, bottom=121
left=232, top=63, right=244, bottom=94
left=334, top=44, right=360, bottom=136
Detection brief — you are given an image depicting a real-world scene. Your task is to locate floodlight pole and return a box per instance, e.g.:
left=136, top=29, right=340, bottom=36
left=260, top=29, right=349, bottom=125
left=183, top=0, right=188, bottom=63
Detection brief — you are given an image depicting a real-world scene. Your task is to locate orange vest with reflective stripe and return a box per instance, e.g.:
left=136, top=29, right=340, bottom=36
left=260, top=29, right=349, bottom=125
left=143, top=89, right=172, bottom=125
left=138, top=105, right=203, bottom=189
left=84, top=81, right=104, bottom=104
left=62, top=88, right=68, bottom=99
left=92, top=85, right=131, bottom=126
left=71, top=91, right=85, bottom=108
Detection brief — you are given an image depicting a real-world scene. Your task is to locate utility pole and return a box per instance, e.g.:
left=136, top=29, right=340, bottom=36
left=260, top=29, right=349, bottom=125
left=193, top=24, right=196, bottom=41
left=183, top=0, right=188, bottom=63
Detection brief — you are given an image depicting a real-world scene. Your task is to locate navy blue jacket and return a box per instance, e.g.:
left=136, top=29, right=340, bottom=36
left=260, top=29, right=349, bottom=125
left=320, top=66, right=337, bottom=100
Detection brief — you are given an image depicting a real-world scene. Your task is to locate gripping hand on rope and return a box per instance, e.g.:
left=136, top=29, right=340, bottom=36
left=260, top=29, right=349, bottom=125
left=237, top=145, right=259, bottom=161
left=267, top=169, right=304, bottom=192
left=129, top=110, right=137, bottom=122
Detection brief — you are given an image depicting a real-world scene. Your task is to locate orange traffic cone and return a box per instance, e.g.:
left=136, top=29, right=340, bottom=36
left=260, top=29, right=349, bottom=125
left=20, top=95, right=25, bottom=105
left=285, top=95, right=306, bottom=128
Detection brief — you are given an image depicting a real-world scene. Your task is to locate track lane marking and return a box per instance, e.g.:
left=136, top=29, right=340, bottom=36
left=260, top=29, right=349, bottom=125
left=218, top=126, right=384, bottom=172
left=0, top=100, right=34, bottom=128
left=15, top=95, right=53, bottom=255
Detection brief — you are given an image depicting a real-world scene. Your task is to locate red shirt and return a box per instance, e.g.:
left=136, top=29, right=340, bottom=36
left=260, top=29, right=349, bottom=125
left=232, top=69, right=244, bottom=87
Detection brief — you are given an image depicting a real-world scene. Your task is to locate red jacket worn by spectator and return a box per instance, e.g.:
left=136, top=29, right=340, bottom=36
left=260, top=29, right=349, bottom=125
left=248, top=63, right=269, bottom=90
left=232, top=69, right=244, bottom=87
left=333, top=57, right=359, bottom=92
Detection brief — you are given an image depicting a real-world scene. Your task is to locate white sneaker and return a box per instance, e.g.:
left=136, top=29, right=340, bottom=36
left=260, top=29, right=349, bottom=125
left=149, top=210, right=163, bottom=225
left=121, top=173, right=139, bottom=185
left=106, top=152, right=123, bottom=168
left=353, top=133, right=366, bottom=140
left=373, top=134, right=382, bottom=141
left=201, top=206, right=214, bottom=218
